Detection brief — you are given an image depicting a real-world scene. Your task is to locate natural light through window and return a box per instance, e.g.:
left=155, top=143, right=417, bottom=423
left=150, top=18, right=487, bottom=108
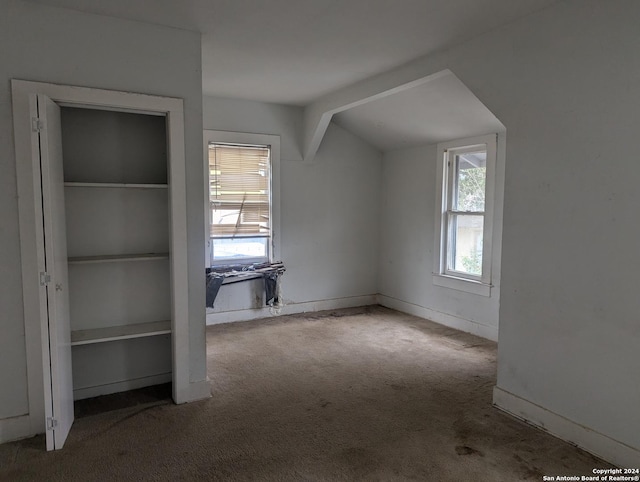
left=208, top=142, right=271, bottom=265
left=433, top=134, right=497, bottom=296
left=447, top=149, right=486, bottom=276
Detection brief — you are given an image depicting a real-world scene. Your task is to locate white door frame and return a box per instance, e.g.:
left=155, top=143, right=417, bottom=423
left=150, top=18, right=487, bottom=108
left=11, top=79, right=192, bottom=438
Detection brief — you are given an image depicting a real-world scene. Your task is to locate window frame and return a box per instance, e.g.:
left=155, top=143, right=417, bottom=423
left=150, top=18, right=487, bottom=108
left=433, top=134, right=497, bottom=296
left=203, top=130, right=281, bottom=268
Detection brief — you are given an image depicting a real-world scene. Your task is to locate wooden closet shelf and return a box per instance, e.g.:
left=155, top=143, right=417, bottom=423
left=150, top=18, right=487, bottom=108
left=70, top=320, right=171, bottom=346
left=68, top=253, right=170, bottom=264
left=64, top=182, right=168, bottom=189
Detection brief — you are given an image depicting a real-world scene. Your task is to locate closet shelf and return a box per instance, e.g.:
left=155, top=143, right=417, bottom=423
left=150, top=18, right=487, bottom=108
left=70, top=320, right=171, bottom=346
left=68, top=253, right=170, bottom=264
left=64, top=182, right=168, bottom=189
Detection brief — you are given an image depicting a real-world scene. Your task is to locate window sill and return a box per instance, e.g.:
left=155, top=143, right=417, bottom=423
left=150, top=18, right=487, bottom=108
left=208, top=258, right=270, bottom=270
left=432, top=273, right=492, bottom=297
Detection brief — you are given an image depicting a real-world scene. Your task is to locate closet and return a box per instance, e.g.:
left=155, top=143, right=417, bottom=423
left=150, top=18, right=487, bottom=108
left=12, top=80, right=192, bottom=451
left=62, top=107, right=172, bottom=401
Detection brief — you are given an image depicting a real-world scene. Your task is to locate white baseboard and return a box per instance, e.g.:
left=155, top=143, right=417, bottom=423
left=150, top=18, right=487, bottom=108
left=493, top=386, right=640, bottom=467
left=0, top=414, right=32, bottom=445
left=182, top=378, right=211, bottom=403
left=172, top=378, right=211, bottom=404
left=206, top=295, right=377, bottom=326
left=73, top=373, right=172, bottom=401
left=376, top=294, right=498, bottom=341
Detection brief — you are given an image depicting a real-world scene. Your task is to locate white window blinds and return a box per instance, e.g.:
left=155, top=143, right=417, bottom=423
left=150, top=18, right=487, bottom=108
left=208, top=143, right=271, bottom=238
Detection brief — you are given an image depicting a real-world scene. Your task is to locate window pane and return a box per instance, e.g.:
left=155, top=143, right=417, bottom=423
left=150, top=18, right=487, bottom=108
left=209, top=143, right=271, bottom=238
left=448, top=214, right=483, bottom=276
left=208, top=142, right=272, bottom=267
left=211, top=237, right=268, bottom=262
left=454, top=151, right=486, bottom=212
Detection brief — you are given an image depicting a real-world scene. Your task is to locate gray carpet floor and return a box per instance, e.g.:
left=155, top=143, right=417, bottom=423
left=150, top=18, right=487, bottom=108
left=0, top=306, right=611, bottom=481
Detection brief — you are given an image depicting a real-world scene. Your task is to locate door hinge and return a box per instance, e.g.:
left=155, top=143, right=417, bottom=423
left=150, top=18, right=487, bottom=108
left=32, top=117, right=44, bottom=133
left=40, top=272, right=51, bottom=286
left=46, top=417, right=58, bottom=431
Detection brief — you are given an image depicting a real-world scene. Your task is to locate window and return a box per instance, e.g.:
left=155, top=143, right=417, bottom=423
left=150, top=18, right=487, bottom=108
left=205, top=131, right=280, bottom=267
left=433, top=134, right=497, bottom=296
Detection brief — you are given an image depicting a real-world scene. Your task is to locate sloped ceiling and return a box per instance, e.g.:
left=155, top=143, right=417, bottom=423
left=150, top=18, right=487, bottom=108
left=27, top=0, right=559, bottom=105
left=332, top=72, right=504, bottom=152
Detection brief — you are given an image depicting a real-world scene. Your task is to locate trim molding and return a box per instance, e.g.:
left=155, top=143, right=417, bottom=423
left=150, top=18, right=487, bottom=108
left=0, top=415, right=32, bottom=445
left=493, top=386, right=640, bottom=467
left=11, top=79, right=194, bottom=432
left=183, top=379, right=212, bottom=403
left=376, top=294, right=498, bottom=341
left=206, top=295, right=377, bottom=325
left=73, top=373, right=172, bottom=401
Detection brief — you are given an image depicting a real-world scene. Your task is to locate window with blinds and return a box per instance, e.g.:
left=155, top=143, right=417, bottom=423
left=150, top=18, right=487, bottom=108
left=208, top=142, right=271, bottom=265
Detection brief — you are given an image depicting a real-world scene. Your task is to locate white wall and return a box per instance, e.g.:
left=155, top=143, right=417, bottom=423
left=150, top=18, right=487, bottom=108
left=203, top=96, right=303, bottom=162
left=396, top=0, right=640, bottom=462
left=0, top=0, right=207, bottom=437
left=378, top=139, right=505, bottom=341
left=203, top=96, right=381, bottom=322
left=492, top=1, right=640, bottom=462
left=319, top=0, right=640, bottom=464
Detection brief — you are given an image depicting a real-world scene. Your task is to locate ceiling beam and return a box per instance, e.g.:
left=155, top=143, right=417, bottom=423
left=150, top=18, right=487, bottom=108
left=302, top=54, right=452, bottom=162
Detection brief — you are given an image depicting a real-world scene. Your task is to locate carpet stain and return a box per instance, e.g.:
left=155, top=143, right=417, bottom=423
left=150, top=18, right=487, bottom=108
left=0, top=307, right=615, bottom=481
left=521, top=465, right=544, bottom=479
left=514, top=453, right=544, bottom=479
left=455, top=445, right=484, bottom=456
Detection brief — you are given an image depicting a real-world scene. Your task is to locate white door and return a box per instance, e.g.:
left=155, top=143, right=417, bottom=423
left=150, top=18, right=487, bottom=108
left=38, top=94, right=75, bottom=450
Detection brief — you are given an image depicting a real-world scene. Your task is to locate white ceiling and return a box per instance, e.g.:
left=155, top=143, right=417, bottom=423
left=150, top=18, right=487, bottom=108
left=28, top=0, right=559, bottom=105
left=332, top=72, right=504, bottom=152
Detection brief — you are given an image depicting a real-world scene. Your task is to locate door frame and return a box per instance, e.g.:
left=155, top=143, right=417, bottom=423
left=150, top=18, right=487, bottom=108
left=12, top=79, right=192, bottom=439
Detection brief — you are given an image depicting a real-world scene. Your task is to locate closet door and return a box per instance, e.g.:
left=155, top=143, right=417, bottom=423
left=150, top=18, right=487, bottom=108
left=38, top=94, right=74, bottom=450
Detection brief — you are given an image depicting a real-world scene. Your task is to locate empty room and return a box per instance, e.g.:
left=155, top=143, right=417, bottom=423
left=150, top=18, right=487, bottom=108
left=1, top=0, right=638, bottom=480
